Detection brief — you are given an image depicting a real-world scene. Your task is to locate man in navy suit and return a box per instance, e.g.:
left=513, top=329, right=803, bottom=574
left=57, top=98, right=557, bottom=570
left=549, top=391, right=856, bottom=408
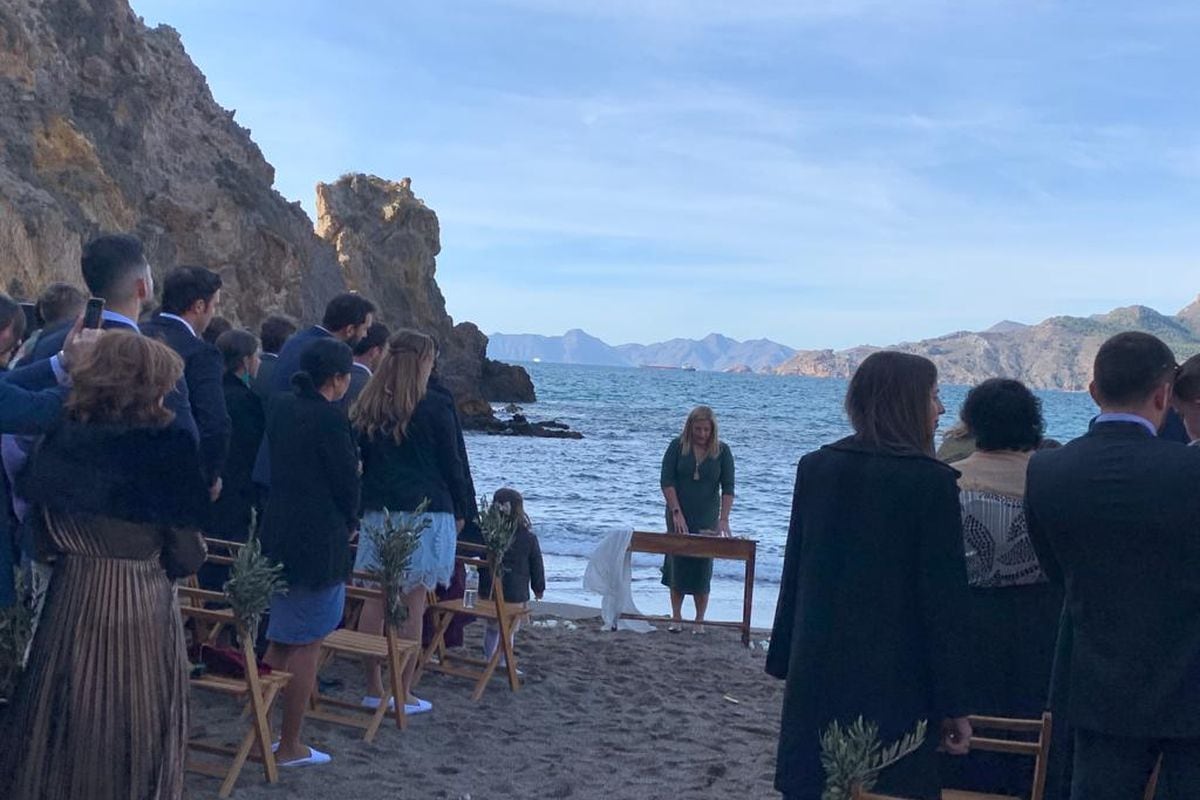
left=251, top=314, right=297, bottom=399
left=13, top=234, right=198, bottom=439
left=252, top=292, right=375, bottom=488
left=1027, top=332, right=1200, bottom=800
left=142, top=266, right=231, bottom=499
left=344, top=322, right=389, bottom=407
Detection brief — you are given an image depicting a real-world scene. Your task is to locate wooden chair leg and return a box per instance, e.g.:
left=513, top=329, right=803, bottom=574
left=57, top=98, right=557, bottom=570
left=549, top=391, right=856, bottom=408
left=414, top=609, right=453, bottom=685
left=495, top=611, right=520, bottom=692
left=387, top=636, right=411, bottom=731
left=472, top=640, right=503, bottom=702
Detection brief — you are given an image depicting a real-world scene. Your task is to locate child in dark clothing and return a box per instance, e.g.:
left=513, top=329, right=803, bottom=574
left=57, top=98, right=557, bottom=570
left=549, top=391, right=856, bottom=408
left=480, top=487, right=545, bottom=662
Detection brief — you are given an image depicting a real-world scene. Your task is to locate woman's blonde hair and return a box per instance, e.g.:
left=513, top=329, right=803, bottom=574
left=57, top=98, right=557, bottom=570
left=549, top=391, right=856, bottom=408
left=66, top=330, right=183, bottom=426
left=351, top=328, right=437, bottom=443
left=680, top=405, right=721, bottom=461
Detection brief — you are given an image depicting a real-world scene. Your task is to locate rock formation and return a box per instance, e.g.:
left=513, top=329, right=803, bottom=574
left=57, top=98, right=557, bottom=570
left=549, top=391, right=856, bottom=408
left=0, top=0, right=343, bottom=322
left=315, top=174, right=534, bottom=410
left=775, top=300, right=1200, bottom=391
left=0, top=0, right=531, bottom=410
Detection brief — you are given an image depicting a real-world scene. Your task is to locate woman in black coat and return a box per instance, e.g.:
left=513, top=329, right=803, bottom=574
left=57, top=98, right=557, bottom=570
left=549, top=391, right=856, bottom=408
left=201, top=330, right=266, bottom=589
left=767, top=351, right=973, bottom=800
left=259, top=338, right=359, bottom=769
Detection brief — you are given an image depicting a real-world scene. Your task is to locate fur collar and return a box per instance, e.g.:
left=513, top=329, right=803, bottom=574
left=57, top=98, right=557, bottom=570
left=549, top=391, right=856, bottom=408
left=19, top=421, right=210, bottom=529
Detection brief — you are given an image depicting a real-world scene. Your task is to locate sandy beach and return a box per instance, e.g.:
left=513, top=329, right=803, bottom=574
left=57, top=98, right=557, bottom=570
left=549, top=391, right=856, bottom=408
left=186, top=604, right=782, bottom=799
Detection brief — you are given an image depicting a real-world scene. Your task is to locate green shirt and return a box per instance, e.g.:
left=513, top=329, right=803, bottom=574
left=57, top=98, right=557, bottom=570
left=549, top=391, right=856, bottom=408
left=660, top=436, right=735, bottom=531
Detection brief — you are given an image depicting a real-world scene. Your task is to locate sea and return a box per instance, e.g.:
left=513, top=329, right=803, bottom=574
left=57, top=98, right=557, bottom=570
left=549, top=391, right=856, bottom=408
left=463, top=362, right=1099, bottom=630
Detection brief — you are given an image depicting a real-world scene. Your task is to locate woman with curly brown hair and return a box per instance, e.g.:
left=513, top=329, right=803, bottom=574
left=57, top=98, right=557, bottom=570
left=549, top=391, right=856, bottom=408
left=0, top=331, right=210, bottom=800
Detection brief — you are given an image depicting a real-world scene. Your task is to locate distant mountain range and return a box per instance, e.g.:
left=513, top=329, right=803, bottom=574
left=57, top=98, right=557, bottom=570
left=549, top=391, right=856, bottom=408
left=486, top=330, right=796, bottom=373
left=489, top=295, right=1200, bottom=390
left=776, top=296, right=1200, bottom=391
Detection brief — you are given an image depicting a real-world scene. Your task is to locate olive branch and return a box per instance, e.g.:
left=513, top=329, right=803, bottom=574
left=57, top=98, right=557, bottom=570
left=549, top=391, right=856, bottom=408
left=820, top=717, right=928, bottom=800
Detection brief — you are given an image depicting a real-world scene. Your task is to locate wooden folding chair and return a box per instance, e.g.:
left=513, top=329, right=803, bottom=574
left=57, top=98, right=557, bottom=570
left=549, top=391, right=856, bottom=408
left=180, top=601, right=291, bottom=798
left=304, top=582, right=421, bottom=742
left=415, top=543, right=530, bottom=701
left=1144, top=756, right=1162, bottom=800
left=851, top=713, right=1052, bottom=800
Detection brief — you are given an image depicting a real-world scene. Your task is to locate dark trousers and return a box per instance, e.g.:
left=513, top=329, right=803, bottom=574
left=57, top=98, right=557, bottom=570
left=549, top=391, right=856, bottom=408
left=1072, top=729, right=1200, bottom=800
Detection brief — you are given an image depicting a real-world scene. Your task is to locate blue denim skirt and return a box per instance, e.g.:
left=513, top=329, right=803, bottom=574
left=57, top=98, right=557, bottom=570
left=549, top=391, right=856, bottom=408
left=266, top=583, right=346, bottom=645
left=355, top=510, right=457, bottom=592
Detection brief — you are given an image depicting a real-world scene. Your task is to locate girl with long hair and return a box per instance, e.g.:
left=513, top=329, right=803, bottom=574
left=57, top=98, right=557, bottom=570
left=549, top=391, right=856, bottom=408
left=351, top=329, right=472, bottom=716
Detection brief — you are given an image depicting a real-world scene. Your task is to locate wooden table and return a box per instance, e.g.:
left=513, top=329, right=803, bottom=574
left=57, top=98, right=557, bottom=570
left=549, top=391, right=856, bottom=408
left=621, top=531, right=758, bottom=646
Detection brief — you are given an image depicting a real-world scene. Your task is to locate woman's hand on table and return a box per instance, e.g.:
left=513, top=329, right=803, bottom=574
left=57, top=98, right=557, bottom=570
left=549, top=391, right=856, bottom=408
left=716, top=518, right=732, bottom=537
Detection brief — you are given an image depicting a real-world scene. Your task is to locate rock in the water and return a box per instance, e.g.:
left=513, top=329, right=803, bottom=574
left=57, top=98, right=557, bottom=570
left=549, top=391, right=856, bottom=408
left=315, top=174, right=534, bottom=409
left=462, top=413, right=582, bottom=440
left=0, top=0, right=343, bottom=321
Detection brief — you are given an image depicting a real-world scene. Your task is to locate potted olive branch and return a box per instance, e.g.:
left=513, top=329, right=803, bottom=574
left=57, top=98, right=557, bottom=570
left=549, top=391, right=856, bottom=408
left=476, top=495, right=519, bottom=583
left=222, top=526, right=287, bottom=646
left=819, top=717, right=928, bottom=800
left=363, top=500, right=429, bottom=627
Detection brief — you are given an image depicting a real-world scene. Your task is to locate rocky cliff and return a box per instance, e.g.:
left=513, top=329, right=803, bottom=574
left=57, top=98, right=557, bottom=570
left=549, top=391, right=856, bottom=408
left=0, top=0, right=530, bottom=409
left=776, top=299, right=1200, bottom=390
left=0, top=0, right=343, bottom=321
left=316, top=174, right=534, bottom=411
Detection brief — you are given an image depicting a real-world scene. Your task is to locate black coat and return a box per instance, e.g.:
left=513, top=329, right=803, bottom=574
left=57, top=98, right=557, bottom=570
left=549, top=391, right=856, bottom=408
left=208, top=372, right=265, bottom=541
left=19, top=421, right=210, bottom=532
left=1026, top=420, right=1200, bottom=738
left=429, top=376, right=478, bottom=522
left=344, top=362, right=372, bottom=408
left=358, top=390, right=473, bottom=518
left=766, top=437, right=971, bottom=800
left=141, top=314, right=231, bottom=483
left=259, top=383, right=360, bottom=590
left=478, top=525, right=546, bottom=603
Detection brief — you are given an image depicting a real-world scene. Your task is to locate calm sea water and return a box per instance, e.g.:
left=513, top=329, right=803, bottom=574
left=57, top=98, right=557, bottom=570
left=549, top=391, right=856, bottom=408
left=463, top=363, right=1098, bottom=629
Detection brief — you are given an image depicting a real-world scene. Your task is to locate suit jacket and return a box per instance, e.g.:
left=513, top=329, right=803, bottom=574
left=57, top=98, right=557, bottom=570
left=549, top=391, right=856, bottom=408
left=141, top=314, right=231, bottom=484
left=1026, top=421, right=1200, bottom=738
left=766, top=437, right=971, bottom=799
left=15, top=317, right=199, bottom=440
left=251, top=326, right=334, bottom=487
left=259, top=383, right=359, bottom=590
left=343, top=362, right=371, bottom=408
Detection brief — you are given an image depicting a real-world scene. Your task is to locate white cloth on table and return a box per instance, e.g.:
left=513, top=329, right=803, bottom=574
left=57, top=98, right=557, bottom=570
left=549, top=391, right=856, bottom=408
left=583, top=529, right=655, bottom=633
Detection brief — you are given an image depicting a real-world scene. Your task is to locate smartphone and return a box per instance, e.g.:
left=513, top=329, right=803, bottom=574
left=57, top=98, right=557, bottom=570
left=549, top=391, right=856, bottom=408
left=83, top=297, right=105, bottom=329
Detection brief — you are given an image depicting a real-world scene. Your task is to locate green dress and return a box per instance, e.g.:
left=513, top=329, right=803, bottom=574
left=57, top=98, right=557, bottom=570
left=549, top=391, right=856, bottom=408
left=659, top=436, right=735, bottom=595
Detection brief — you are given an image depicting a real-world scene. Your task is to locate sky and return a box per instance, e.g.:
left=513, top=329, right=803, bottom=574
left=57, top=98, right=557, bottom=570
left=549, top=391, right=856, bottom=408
left=133, top=0, right=1200, bottom=349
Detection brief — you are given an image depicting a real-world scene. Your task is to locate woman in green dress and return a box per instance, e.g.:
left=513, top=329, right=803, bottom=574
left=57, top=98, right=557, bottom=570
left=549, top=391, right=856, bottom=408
left=660, top=405, right=735, bottom=633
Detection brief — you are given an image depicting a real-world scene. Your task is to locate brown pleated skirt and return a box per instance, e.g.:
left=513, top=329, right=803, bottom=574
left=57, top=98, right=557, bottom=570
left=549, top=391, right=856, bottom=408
left=0, top=513, right=188, bottom=800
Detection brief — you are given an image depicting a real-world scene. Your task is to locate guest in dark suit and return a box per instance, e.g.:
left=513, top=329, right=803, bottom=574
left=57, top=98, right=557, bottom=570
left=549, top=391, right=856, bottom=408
left=251, top=294, right=375, bottom=489
left=142, top=266, right=231, bottom=496
left=11, top=282, right=85, bottom=368
left=13, top=234, right=197, bottom=439
left=767, top=351, right=972, bottom=800
left=1026, top=332, right=1200, bottom=800
left=263, top=294, right=376, bottom=397
left=251, top=314, right=297, bottom=399
left=344, top=322, right=389, bottom=407
left=199, top=330, right=266, bottom=591
left=260, top=338, right=358, bottom=769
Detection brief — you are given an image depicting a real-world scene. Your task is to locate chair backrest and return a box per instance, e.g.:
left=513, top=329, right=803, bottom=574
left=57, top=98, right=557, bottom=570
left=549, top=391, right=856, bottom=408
left=963, top=713, right=1053, bottom=800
